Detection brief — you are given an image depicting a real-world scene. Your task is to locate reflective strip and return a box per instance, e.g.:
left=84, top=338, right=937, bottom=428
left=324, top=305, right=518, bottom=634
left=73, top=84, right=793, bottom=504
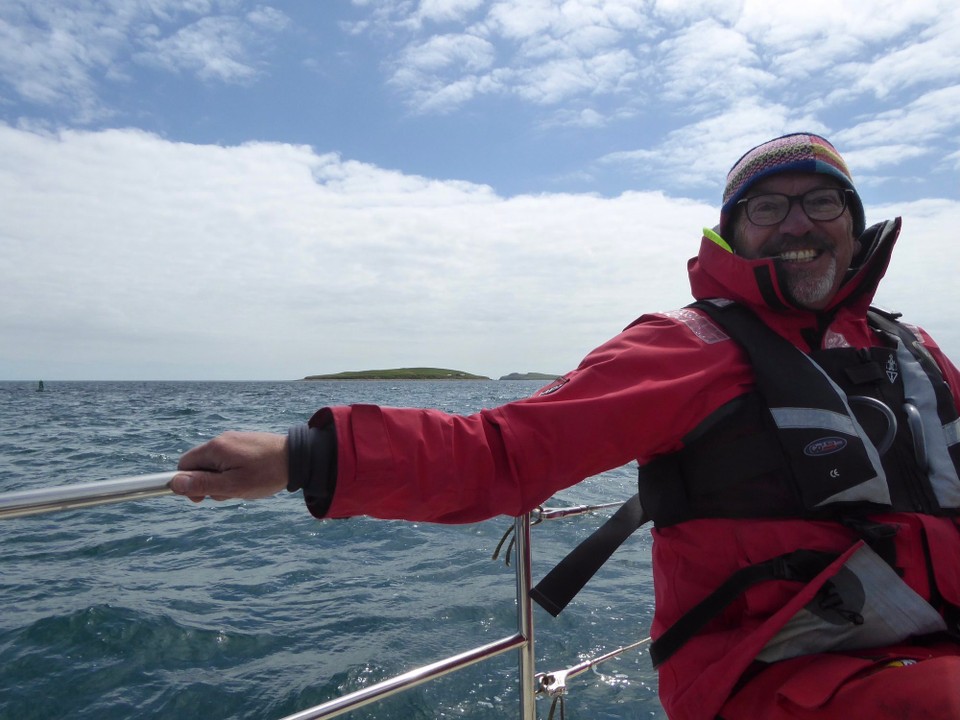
left=898, top=339, right=960, bottom=508
left=772, top=355, right=891, bottom=507
left=661, top=308, right=729, bottom=344
left=806, top=356, right=890, bottom=507
left=944, top=418, right=960, bottom=448
left=770, top=407, right=858, bottom=435
left=757, top=544, right=946, bottom=663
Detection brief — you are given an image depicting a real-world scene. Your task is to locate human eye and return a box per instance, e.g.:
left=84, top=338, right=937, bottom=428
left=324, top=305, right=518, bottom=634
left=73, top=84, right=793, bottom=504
left=747, top=194, right=785, bottom=221
left=806, top=189, right=843, bottom=213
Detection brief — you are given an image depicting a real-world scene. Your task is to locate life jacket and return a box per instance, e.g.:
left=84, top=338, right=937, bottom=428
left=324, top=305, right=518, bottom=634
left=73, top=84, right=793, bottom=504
left=638, top=300, right=960, bottom=668
left=531, top=300, right=960, bottom=670
left=638, top=300, right=960, bottom=527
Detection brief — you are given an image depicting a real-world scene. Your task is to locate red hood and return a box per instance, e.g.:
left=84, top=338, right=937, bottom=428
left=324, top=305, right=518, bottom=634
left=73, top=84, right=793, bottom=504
left=686, top=218, right=903, bottom=346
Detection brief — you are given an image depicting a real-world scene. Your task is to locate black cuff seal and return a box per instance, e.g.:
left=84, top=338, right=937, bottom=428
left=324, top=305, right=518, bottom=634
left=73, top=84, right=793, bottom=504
left=286, top=423, right=337, bottom=518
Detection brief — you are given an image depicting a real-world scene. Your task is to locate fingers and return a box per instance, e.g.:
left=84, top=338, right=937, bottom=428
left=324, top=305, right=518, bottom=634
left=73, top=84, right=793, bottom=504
left=177, top=436, right=229, bottom=473
left=170, top=468, right=255, bottom=501
left=174, top=439, right=231, bottom=501
left=171, top=431, right=289, bottom=503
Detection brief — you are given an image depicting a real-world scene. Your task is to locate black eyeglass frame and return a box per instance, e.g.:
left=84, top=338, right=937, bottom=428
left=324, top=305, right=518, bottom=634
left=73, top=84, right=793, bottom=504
left=736, top=188, right=854, bottom=227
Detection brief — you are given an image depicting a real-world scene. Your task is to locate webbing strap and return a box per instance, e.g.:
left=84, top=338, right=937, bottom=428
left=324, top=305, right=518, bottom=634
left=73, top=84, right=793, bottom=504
left=649, top=549, right=838, bottom=667
left=530, top=494, right=648, bottom=617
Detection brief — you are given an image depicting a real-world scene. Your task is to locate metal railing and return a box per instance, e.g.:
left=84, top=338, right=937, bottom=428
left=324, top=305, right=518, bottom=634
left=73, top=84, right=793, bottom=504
left=0, top=474, right=647, bottom=719
left=0, top=471, right=177, bottom=519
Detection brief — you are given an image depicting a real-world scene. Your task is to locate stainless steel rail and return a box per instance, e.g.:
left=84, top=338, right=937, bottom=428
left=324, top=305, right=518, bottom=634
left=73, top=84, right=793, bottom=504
left=0, top=472, right=176, bottom=519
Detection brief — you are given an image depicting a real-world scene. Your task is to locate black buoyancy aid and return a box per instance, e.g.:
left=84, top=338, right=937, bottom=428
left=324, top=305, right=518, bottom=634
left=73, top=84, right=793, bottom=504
left=637, top=300, right=960, bottom=528
left=637, top=301, right=960, bottom=667
left=531, top=302, right=960, bottom=659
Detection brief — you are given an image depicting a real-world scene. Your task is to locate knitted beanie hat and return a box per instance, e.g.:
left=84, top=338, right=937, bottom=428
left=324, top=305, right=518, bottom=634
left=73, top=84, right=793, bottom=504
left=719, top=132, right=865, bottom=240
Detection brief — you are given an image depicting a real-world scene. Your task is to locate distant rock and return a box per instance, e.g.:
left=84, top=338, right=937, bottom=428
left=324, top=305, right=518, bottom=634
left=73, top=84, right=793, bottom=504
left=304, top=367, right=490, bottom=380
left=498, top=372, right=560, bottom=381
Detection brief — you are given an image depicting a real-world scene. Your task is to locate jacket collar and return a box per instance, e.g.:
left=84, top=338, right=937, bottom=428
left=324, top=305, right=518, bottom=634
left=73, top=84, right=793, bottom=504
left=686, top=218, right=903, bottom=345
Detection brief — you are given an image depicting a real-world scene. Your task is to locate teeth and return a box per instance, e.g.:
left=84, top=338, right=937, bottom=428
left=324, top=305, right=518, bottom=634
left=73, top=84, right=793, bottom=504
left=777, top=249, right=818, bottom=262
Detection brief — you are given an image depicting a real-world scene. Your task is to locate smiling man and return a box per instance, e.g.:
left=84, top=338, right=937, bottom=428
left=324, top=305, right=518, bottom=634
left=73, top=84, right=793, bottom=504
left=174, top=133, right=960, bottom=719
left=732, top=174, right=858, bottom=308
left=721, top=135, right=864, bottom=310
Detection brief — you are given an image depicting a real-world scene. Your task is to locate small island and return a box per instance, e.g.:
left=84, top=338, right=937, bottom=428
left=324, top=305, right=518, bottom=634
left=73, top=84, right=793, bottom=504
left=498, top=372, right=559, bottom=381
left=304, top=367, right=490, bottom=380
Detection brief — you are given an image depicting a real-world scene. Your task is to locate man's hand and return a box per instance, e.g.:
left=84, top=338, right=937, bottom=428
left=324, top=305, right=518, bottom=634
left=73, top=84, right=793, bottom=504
left=171, top=431, right=288, bottom=502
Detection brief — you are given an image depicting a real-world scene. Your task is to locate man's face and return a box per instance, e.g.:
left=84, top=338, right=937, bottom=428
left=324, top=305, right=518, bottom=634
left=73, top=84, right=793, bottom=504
left=732, top=172, right=859, bottom=310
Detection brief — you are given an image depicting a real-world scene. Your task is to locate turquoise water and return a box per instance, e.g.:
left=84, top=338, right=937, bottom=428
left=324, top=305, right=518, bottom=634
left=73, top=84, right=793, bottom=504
left=0, top=381, right=661, bottom=719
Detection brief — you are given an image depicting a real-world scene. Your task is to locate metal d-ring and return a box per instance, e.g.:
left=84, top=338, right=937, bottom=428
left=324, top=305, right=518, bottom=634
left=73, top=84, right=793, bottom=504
left=902, top=402, right=928, bottom=471
left=848, top=395, right=897, bottom=456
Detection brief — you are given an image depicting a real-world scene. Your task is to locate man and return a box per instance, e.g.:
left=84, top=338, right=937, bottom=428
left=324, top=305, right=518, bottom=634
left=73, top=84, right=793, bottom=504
left=173, top=133, right=960, bottom=719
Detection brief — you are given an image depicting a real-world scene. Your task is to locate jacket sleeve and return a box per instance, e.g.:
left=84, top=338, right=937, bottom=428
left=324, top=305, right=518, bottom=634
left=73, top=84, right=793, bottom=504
left=306, top=313, right=753, bottom=524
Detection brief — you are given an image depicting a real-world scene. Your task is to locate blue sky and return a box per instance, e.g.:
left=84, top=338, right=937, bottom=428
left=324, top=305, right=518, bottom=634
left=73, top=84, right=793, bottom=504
left=1, top=0, right=959, bottom=380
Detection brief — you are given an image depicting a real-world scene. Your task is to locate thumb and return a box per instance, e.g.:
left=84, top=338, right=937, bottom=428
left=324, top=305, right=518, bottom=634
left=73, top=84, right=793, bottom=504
left=171, top=471, right=213, bottom=502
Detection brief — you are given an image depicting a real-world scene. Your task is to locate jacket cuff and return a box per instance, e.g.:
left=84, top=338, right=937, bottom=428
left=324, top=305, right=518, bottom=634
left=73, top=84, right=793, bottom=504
left=287, top=423, right=337, bottom=518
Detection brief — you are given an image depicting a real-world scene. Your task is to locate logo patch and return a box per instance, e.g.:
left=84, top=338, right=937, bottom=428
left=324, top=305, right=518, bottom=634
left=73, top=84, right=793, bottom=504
left=885, top=354, right=899, bottom=383
left=537, top=377, right=569, bottom=396
left=804, top=437, right=848, bottom=457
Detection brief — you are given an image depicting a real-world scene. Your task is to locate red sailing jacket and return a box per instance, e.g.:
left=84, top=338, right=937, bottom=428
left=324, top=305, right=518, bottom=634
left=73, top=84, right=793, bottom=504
left=310, top=218, right=960, bottom=719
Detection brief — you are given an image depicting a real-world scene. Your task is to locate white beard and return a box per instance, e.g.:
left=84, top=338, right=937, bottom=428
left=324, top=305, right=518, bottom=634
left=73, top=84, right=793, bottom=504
left=784, top=255, right=838, bottom=308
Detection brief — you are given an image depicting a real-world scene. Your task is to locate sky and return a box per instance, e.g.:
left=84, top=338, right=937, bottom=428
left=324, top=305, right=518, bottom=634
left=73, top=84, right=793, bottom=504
left=1, top=0, right=958, bottom=381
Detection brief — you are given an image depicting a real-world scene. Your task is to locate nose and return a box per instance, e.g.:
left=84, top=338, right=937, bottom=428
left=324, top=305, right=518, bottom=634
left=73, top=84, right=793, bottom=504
left=778, top=198, right=816, bottom=235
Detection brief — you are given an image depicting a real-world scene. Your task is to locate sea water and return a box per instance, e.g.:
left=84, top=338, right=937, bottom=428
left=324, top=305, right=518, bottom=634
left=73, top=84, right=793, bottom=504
left=0, top=381, right=662, bottom=719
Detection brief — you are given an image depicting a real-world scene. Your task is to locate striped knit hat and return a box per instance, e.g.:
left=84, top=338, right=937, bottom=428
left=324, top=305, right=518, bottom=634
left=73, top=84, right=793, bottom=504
left=720, top=133, right=865, bottom=240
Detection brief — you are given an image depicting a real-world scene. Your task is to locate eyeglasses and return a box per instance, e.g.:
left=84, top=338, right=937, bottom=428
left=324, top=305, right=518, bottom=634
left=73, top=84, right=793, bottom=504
left=737, top=188, right=852, bottom=227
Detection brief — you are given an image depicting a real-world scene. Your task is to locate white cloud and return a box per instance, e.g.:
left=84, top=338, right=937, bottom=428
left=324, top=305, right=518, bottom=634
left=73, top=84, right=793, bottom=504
left=247, top=6, right=289, bottom=31
left=714, top=0, right=960, bottom=109
left=598, top=99, right=825, bottom=193
left=559, top=106, right=608, bottom=128
left=5, top=0, right=958, bottom=195
left=488, top=0, right=648, bottom=40
left=0, top=0, right=289, bottom=118
left=947, top=149, right=960, bottom=171
left=871, top=198, right=960, bottom=352
left=136, top=16, right=257, bottom=82
left=485, top=0, right=567, bottom=39
left=464, top=0, right=960, bottom=118
left=844, top=86, right=960, bottom=146
left=134, top=8, right=292, bottom=83
left=0, top=2, right=109, bottom=119
left=2, top=124, right=959, bottom=380
left=0, top=124, right=708, bottom=380
left=652, top=0, right=740, bottom=25
left=835, top=85, right=960, bottom=183
left=379, top=0, right=653, bottom=112
left=512, top=48, right=638, bottom=104
left=339, top=0, right=957, bottom=206
left=842, top=144, right=930, bottom=174
left=653, top=18, right=774, bottom=106
left=416, top=0, right=486, bottom=25
left=388, top=32, right=498, bottom=110
left=734, top=0, right=952, bottom=67
left=395, top=32, right=495, bottom=75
